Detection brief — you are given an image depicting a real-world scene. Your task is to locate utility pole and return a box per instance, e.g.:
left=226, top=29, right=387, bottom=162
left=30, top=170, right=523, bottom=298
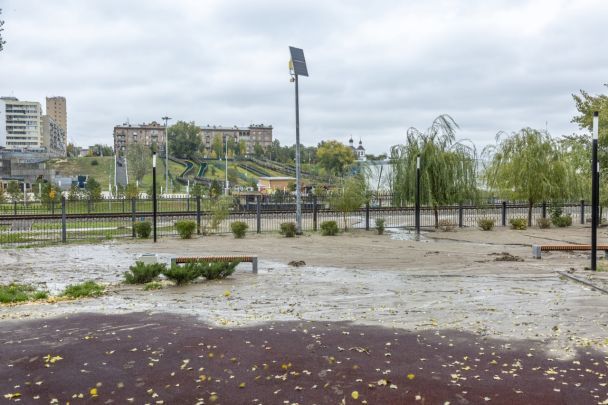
left=162, top=116, right=172, bottom=196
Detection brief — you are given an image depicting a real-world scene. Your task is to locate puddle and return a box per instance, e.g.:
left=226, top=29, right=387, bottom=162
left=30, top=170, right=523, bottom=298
left=386, top=228, right=433, bottom=242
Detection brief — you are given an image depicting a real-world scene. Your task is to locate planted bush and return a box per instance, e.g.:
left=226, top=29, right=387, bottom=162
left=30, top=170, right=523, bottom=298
left=175, top=220, right=196, bottom=239
left=134, top=221, right=152, bottom=239
left=320, top=220, right=339, bottom=236
left=280, top=222, right=297, bottom=237
left=537, top=218, right=551, bottom=229
left=375, top=218, right=385, bottom=235
left=162, top=263, right=201, bottom=286
left=198, top=262, right=239, bottom=280
left=438, top=219, right=456, bottom=232
left=124, top=261, right=166, bottom=284
left=0, top=283, right=48, bottom=303
left=553, top=215, right=572, bottom=228
left=144, top=281, right=163, bottom=291
left=478, top=218, right=495, bottom=231
left=230, top=221, right=248, bottom=239
left=61, top=281, right=104, bottom=299
left=509, top=217, right=528, bottom=230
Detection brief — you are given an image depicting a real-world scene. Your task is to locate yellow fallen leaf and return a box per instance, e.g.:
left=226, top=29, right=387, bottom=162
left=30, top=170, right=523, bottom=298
left=407, top=373, right=415, bottom=380
left=90, top=388, right=98, bottom=396
left=199, top=375, right=207, bottom=382
left=351, top=391, right=359, bottom=399
left=209, top=394, right=218, bottom=402
left=239, top=382, right=246, bottom=388
left=224, top=291, right=231, bottom=297
left=4, top=393, right=21, bottom=399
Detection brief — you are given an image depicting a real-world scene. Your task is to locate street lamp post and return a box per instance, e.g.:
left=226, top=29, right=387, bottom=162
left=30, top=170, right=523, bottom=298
left=225, top=135, right=229, bottom=195
left=152, top=152, right=158, bottom=243
left=162, top=116, right=172, bottom=196
left=288, top=46, right=309, bottom=234
left=591, top=111, right=599, bottom=271
left=415, top=154, right=421, bottom=236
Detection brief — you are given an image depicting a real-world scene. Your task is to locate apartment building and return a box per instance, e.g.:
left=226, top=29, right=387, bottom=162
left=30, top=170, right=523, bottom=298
left=200, top=124, right=273, bottom=155
left=0, top=97, right=43, bottom=149
left=113, top=121, right=166, bottom=153
left=41, top=115, right=67, bottom=157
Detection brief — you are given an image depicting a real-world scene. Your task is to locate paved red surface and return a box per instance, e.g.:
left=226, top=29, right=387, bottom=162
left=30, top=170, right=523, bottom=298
left=1, top=312, right=607, bottom=404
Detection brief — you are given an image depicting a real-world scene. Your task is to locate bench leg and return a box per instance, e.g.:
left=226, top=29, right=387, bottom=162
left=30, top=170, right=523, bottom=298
left=532, top=245, right=542, bottom=259
left=252, top=257, right=258, bottom=274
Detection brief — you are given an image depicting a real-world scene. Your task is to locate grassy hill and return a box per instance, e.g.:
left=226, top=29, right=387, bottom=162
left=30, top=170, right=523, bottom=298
left=49, top=157, right=115, bottom=183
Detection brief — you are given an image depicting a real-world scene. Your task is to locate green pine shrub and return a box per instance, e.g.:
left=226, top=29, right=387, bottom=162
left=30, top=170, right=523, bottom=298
left=124, top=261, right=166, bottom=284
left=162, top=263, right=201, bottom=286
left=509, top=217, right=528, bottom=230
left=134, top=221, right=152, bottom=238
left=552, top=215, right=572, bottom=228
left=198, top=261, right=239, bottom=280
left=478, top=218, right=495, bottom=231
left=175, top=220, right=196, bottom=239
left=537, top=218, right=551, bottom=229
left=61, top=281, right=105, bottom=299
left=230, top=221, right=248, bottom=238
left=320, top=220, right=339, bottom=236
left=375, top=218, right=385, bottom=235
left=280, top=222, right=297, bottom=237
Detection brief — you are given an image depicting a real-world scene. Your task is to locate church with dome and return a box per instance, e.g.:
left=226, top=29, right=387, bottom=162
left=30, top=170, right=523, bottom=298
left=348, top=137, right=366, bottom=161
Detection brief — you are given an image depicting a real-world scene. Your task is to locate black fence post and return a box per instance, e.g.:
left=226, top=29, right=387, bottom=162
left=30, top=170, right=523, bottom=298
left=365, top=202, right=370, bottom=231
left=196, top=196, right=201, bottom=235
left=131, top=198, right=136, bottom=237
left=256, top=195, right=261, bottom=234
left=122, top=199, right=125, bottom=213
left=581, top=200, right=585, bottom=224
left=502, top=201, right=507, bottom=226
left=187, top=197, right=191, bottom=212
left=87, top=198, right=92, bottom=214
left=458, top=202, right=464, bottom=228
left=542, top=201, right=547, bottom=219
left=61, top=196, right=67, bottom=243
left=313, top=195, right=318, bottom=232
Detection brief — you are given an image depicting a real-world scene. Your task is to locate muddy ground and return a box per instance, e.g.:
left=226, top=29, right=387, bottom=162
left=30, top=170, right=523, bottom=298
left=1, top=226, right=608, bottom=357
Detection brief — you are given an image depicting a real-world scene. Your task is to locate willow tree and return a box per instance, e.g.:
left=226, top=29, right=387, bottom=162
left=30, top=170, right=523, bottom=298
left=483, top=128, right=577, bottom=226
left=391, top=115, right=478, bottom=227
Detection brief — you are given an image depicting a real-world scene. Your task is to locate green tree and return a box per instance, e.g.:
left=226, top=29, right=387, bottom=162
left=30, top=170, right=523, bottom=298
left=7, top=181, right=22, bottom=202
left=41, top=183, right=61, bottom=207
left=212, top=135, right=224, bottom=159
left=330, top=175, right=368, bottom=231
left=168, top=121, right=202, bottom=160
left=66, top=143, right=80, bottom=157
left=0, top=8, right=5, bottom=52
left=317, top=140, right=355, bottom=177
left=127, top=143, right=151, bottom=182
left=191, top=183, right=204, bottom=197
left=0, top=184, right=5, bottom=203
left=68, top=184, right=82, bottom=201
left=483, top=128, right=576, bottom=226
left=572, top=85, right=608, bottom=141
left=209, top=179, right=222, bottom=197
left=391, top=115, right=478, bottom=227
left=124, top=183, right=140, bottom=199
left=253, top=142, right=265, bottom=158
left=85, top=177, right=102, bottom=200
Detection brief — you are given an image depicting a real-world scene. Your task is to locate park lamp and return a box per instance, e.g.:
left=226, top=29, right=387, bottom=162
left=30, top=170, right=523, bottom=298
left=591, top=111, right=599, bottom=270
left=593, top=111, right=599, bottom=140
left=153, top=152, right=157, bottom=168
left=416, top=155, right=421, bottom=170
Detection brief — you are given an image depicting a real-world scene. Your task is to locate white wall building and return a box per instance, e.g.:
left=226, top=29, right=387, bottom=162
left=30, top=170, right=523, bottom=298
left=0, top=97, right=43, bottom=149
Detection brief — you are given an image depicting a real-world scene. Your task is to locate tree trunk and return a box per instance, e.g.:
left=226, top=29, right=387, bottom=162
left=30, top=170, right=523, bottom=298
left=528, top=201, right=533, bottom=227
left=434, top=205, right=439, bottom=229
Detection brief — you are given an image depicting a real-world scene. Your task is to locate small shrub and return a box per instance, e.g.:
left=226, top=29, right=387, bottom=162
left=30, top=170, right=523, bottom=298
left=91, top=159, right=99, bottom=166
left=230, top=221, right=248, bottom=239
left=478, top=218, right=495, bottom=231
left=537, top=218, right=551, bottom=229
left=375, top=218, right=385, bottom=235
left=61, top=281, right=104, bottom=299
left=144, top=281, right=163, bottom=291
left=280, top=222, right=297, bottom=237
left=0, top=283, right=48, bottom=303
left=553, top=215, right=572, bottom=228
left=124, top=261, right=166, bottom=284
left=199, top=262, right=239, bottom=280
left=175, top=220, right=196, bottom=239
left=549, top=206, right=563, bottom=222
left=134, top=221, right=152, bottom=238
left=320, top=220, right=339, bottom=236
left=438, top=219, right=456, bottom=232
left=162, top=263, right=201, bottom=286
left=509, top=217, right=528, bottom=230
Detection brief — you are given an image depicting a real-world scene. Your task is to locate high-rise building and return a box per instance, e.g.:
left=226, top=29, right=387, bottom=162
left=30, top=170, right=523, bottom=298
left=200, top=124, right=273, bottom=155
left=113, top=121, right=166, bottom=153
left=0, top=97, right=43, bottom=149
left=45, top=96, right=67, bottom=138
left=42, top=115, right=67, bottom=157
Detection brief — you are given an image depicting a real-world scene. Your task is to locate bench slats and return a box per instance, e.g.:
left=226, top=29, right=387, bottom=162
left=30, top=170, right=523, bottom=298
left=532, top=244, right=608, bottom=259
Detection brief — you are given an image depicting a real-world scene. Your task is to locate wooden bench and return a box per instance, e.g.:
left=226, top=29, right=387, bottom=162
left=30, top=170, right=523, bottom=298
left=171, top=255, right=258, bottom=274
left=532, top=244, right=608, bottom=259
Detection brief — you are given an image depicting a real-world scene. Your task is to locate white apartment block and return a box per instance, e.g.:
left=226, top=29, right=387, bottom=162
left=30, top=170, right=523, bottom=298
left=0, top=97, right=43, bottom=149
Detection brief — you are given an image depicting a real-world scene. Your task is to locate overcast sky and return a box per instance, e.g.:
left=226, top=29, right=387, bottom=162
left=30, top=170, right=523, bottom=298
left=0, top=0, right=607, bottom=154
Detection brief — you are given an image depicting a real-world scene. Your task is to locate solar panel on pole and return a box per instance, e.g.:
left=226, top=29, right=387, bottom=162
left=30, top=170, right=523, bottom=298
left=289, top=46, right=309, bottom=77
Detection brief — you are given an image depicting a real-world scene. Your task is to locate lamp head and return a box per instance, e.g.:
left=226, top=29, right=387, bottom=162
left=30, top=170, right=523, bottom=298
left=593, top=111, right=599, bottom=140
left=152, top=152, right=157, bottom=168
